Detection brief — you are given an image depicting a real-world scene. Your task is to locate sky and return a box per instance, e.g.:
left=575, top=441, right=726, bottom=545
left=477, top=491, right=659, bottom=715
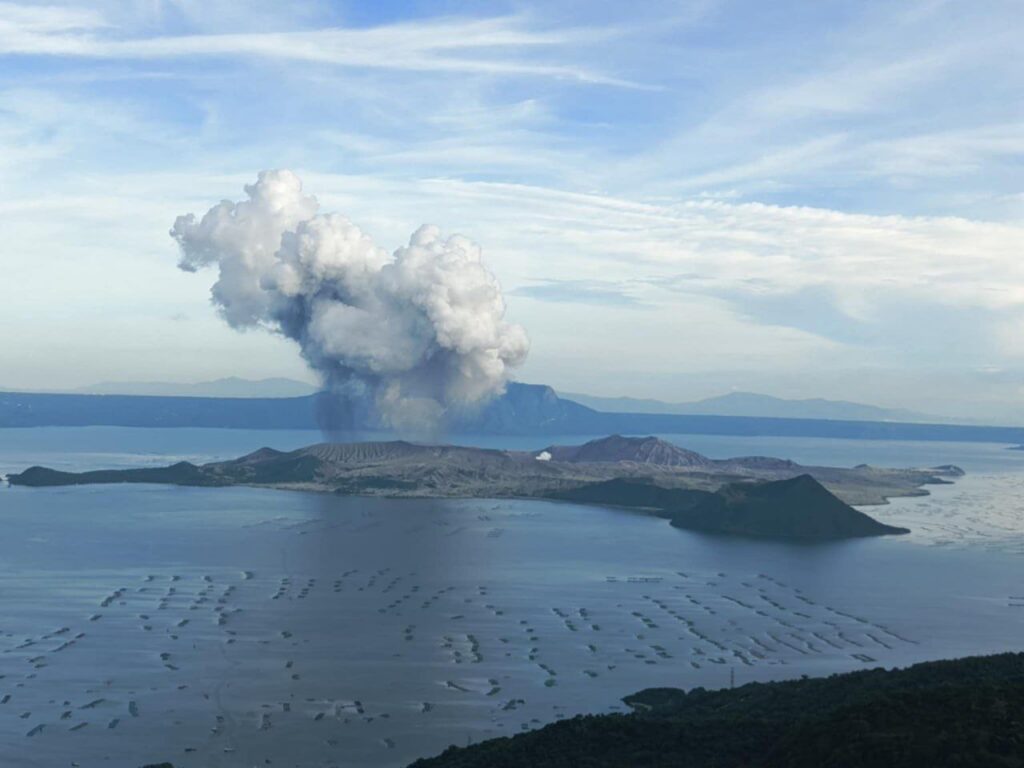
left=0, top=0, right=1021, bottom=421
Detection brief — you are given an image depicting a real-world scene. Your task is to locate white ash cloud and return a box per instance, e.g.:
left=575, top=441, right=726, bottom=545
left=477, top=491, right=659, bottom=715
left=171, top=170, right=529, bottom=428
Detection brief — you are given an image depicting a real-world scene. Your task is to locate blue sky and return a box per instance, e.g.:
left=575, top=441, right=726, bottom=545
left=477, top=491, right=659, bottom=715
left=0, top=0, right=1022, bottom=420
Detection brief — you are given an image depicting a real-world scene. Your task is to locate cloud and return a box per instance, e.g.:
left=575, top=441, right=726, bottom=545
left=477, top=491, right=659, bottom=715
left=397, top=177, right=1024, bottom=366
left=2, top=0, right=1021, bottom=420
left=0, top=2, right=105, bottom=34
left=171, top=170, right=529, bottom=429
left=5, top=164, right=1022, bottom=416
left=0, top=6, right=639, bottom=85
left=511, top=279, right=646, bottom=307
left=605, top=1, right=1023, bottom=209
left=688, top=281, right=1013, bottom=366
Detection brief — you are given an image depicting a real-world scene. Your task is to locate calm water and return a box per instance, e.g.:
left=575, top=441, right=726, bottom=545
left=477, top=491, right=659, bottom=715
left=0, top=428, right=1023, bottom=768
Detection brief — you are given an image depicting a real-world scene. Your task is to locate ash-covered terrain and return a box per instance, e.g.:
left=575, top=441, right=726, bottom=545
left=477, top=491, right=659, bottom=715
left=9, top=435, right=961, bottom=540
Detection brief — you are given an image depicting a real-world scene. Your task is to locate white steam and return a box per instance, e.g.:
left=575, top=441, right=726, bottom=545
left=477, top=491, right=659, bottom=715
left=171, top=170, right=529, bottom=428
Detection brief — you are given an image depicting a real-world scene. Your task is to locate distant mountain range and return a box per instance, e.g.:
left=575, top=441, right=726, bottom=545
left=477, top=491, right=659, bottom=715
left=73, top=377, right=318, bottom=398
left=559, top=390, right=946, bottom=423
left=0, top=383, right=593, bottom=435
left=2, top=383, right=1024, bottom=444
left=13, top=377, right=993, bottom=429
left=22, top=378, right=955, bottom=425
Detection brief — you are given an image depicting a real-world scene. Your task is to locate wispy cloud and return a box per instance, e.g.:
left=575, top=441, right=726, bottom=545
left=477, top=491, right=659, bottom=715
left=610, top=0, right=1023, bottom=211
left=0, top=7, right=640, bottom=85
left=511, top=279, right=647, bottom=307
left=0, top=2, right=106, bottom=33
left=1, top=0, right=1021, bottom=417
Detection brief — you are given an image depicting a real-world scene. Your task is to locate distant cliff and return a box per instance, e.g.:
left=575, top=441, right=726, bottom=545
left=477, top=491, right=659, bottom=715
left=0, top=383, right=594, bottom=434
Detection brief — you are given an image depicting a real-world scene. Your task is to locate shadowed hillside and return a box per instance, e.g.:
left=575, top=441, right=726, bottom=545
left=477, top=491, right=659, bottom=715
left=671, top=474, right=910, bottom=540
left=409, top=653, right=1024, bottom=768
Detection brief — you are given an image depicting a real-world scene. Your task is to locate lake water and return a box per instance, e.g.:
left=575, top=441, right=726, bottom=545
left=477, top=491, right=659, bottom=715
left=0, top=428, right=1023, bottom=767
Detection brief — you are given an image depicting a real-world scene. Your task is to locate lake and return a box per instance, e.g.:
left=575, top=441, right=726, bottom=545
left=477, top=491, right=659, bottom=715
left=0, top=427, right=1023, bottom=767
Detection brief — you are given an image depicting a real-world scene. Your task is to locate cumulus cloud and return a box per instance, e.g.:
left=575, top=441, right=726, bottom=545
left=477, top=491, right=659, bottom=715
left=171, top=170, right=529, bottom=429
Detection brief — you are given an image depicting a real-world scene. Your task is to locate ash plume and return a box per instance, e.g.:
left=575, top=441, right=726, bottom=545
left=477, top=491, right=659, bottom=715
left=171, top=170, right=529, bottom=429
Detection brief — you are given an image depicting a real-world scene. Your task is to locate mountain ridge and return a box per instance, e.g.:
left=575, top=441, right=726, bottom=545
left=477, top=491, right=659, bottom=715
left=2, top=385, right=1023, bottom=444
left=559, top=389, right=947, bottom=423
left=76, top=376, right=319, bottom=398
left=542, top=434, right=712, bottom=467
left=7, top=378, right=969, bottom=424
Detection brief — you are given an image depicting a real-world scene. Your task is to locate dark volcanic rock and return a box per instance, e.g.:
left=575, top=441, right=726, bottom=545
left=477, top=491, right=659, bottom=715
left=544, top=435, right=711, bottom=467
left=9, top=462, right=219, bottom=488
left=671, top=474, right=909, bottom=540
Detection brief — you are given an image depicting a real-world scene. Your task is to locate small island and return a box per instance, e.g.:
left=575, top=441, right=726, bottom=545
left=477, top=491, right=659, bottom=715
left=669, top=474, right=910, bottom=539
left=9, top=436, right=959, bottom=541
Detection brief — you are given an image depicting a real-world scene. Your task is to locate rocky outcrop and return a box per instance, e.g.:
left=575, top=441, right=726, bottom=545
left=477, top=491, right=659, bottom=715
left=542, top=435, right=711, bottom=467
left=670, top=474, right=909, bottom=540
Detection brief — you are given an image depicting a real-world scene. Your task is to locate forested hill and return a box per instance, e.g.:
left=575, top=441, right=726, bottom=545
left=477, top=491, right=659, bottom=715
left=409, top=652, right=1024, bottom=768
left=3, top=385, right=1024, bottom=443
